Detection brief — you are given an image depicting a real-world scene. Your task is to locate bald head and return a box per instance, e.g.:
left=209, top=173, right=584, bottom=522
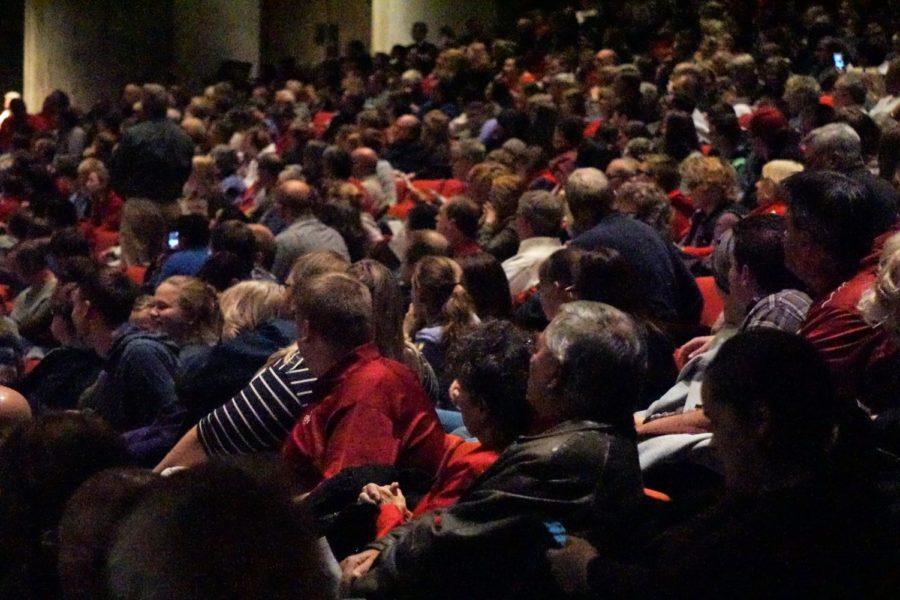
left=395, top=115, right=422, bottom=142
left=351, top=147, right=379, bottom=178
left=276, top=180, right=314, bottom=218
left=596, top=49, right=618, bottom=67
left=0, top=386, right=31, bottom=430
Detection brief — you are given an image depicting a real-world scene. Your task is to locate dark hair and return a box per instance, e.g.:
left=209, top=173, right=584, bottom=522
left=835, top=107, right=880, bottom=158
left=76, top=266, right=139, bottom=328
left=209, top=220, right=257, bottom=264
left=878, top=125, right=900, bottom=184
left=784, top=171, right=885, bottom=274
left=444, top=196, right=481, bottom=239
left=643, top=154, right=681, bottom=192
left=108, top=460, right=330, bottom=599
left=731, top=214, right=803, bottom=294
left=555, top=116, right=584, bottom=148
left=49, top=227, right=91, bottom=259
left=705, top=330, right=839, bottom=457
left=196, top=251, right=251, bottom=292
left=707, top=103, right=742, bottom=146
left=58, top=468, right=160, bottom=600
left=11, top=238, right=50, bottom=278
left=0, top=414, right=130, bottom=596
left=458, top=253, right=512, bottom=320
left=257, top=153, right=285, bottom=178
left=662, top=110, right=699, bottom=161
left=323, top=146, right=353, bottom=180
left=406, top=203, right=439, bottom=231
left=174, top=214, right=210, bottom=249
left=445, top=320, right=533, bottom=445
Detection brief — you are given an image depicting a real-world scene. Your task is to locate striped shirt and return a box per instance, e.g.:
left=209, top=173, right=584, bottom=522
left=197, top=351, right=316, bottom=456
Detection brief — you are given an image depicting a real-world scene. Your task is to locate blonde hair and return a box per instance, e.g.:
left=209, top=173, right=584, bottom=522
left=158, top=276, right=222, bottom=346
left=679, top=155, right=738, bottom=203
left=860, top=237, right=900, bottom=339
left=219, top=280, right=286, bottom=339
left=77, top=158, right=109, bottom=188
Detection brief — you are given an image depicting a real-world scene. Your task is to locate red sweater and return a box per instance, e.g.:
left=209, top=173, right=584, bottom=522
left=375, top=434, right=498, bottom=538
left=282, top=343, right=446, bottom=490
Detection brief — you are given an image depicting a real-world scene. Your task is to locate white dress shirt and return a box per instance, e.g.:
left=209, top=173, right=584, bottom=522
left=502, top=236, right=563, bottom=297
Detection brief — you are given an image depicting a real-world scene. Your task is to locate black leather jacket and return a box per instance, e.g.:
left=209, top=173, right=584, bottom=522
left=351, top=419, right=643, bottom=599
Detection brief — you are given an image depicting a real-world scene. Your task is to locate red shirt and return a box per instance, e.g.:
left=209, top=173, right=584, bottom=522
left=668, top=190, right=693, bottom=242
left=282, top=343, right=445, bottom=490
left=375, top=434, right=498, bottom=538
left=450, top=238, right=482, bottom=259
left=799, top=231, right=893, bottom=398
left=749, top=202, right=787, bottom=217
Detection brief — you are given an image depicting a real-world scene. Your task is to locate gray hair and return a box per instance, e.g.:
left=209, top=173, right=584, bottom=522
left=565, top=168, right=613, bottom=222
left=543, top=301, right=645, bottom=426
left=451, top=138, right=486, bottom=164
left=517, top=190, right=564, bottom=237
left=803, top=123, right=862, bottom=171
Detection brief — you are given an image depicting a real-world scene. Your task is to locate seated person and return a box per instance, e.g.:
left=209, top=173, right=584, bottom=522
left=501, top=190, right=564, bottom=298
left=147, top=214, right=211, bottom=288
left=679, top=156, right=746, bottom=251
left=342, top=301, right=645, bottom=599
left=107, top=461, right=338, bottom=599
left=282, top=272, right=446, bottom=490
left=73, top=265, right=183, bottom=465
left=7, top=239, right=57, bottom=348
left=16, top=282, right=103, bottom=413
left=355, top=320, right=531, bottom=538
left=145, top=275, right=221, bottom=358
left=435, top=196, right=482, bottom=258
left=551, top=330, right=894, bottom=597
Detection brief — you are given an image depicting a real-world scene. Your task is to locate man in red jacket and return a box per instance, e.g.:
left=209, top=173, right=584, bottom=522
left=783, top=170, right=897, bottom=402
left=282, top=272, right=445, bottom=490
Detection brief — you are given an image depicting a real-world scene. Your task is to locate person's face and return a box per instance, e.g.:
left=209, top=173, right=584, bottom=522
left=150, top=283, right=188, bottom=341
left=83, top=171, right=103, bottom=196
left=525, top=332, right=561, bottom=418
left=784, top=210, right=818, bottom=287
left=71, top=288, right=91, bottom=338
left=450, top=379, right=498, bottom=448
left=412, top=24, right=427, bottom=43
left=702, top=384, right=752, bottom=490
left=435, top=204, right=456, bottom=240
left=755, top=178, right=778, bottom=207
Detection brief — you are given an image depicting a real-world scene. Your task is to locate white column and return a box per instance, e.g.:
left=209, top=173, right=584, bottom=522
left=371, top=0, right=496, bottom=54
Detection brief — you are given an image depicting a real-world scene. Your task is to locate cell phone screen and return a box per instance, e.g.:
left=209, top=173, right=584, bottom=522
left=833, top=52, right=845, bottom=71
left=168, top=231, right=179, bottom=250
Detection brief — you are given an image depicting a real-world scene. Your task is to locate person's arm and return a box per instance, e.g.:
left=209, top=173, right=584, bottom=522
left=636, top=409, right=711, bottom=438
left=153, top=425, right=208, bottom=473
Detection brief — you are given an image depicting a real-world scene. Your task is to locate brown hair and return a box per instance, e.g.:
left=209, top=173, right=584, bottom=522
left=412, top=256, right=476, bottom=353
left=348, top=260, right=404, bottom=361
left=158, top=276, right=222, bottom=346
left=295, top=273, right=373, bottom=352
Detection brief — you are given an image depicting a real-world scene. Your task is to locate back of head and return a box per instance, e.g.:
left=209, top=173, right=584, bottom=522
left=108, top=460, right=333, bottom=600
left=705, top=330, right=838, bottom=459
left=544, top=301, right=646, bottom=427
left=174, top=214, right=210, bottom=249
left=295, top=273, right=373, bottom=353
left=731, top=214, right=801, bottom=295
left=141, top=84, right=169, bottom=120
left=784, top=170, right=883, bottom=273
left=76, top=265, right=139, bottom=329
left=219, top=280, right=286, bottom=339
left=348, top=259, right=404, bottom=361
left=458, top=252, right=512, bottom=320
left=803, top=122, right=862, bottom=171
left=565, top=168, right=612, bottom=225
left=445, top=196, right=482, bottom=239
left=277, top=180, right=315, bottom=217
left=517, top=190, right=564, bottom=237
left=209, top=220, right=256, bottom=264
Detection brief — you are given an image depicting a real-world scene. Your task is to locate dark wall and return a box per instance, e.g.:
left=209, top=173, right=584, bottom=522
left=0, top=0, right=25, bottom=93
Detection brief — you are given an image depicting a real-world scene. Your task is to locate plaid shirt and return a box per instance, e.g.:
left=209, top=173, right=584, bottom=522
left=741, top=289, right=813, bottom=332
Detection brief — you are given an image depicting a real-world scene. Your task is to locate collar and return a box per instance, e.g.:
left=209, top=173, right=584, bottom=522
left=517, top=236, right=562, bottom=253
left=311, top=342, right=381, bottom=396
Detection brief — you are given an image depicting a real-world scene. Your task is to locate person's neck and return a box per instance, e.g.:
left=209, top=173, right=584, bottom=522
left=304, top=343, right=350, bottom=378
left=806, top=268, right=848, bottom=299
left=89, top=325, right=117, bottom=358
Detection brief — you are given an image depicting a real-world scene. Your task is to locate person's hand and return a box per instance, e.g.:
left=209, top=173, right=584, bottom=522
left=358, top=482, right=408, bottom=512
left=482, top=201, right=498, bottom=228
left=547, top=536, right=598, bottom=596
left=676, top=335, right=714, bottom=364
left=340, top=549, right=381, bottom=592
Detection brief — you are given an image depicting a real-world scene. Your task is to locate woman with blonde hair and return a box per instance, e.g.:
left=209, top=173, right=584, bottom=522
left=680, top=155, right=746, bottom=249
left=218, top=280, right=287, bottom=339
left=149, top=275, right=221, bottom=350
left=76, top=158, right=123, bottom=232
left=405, top=256, right=477, bottom=405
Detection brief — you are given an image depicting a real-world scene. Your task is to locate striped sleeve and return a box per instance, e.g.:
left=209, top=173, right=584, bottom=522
left=197, top=352, right=316, bottom=456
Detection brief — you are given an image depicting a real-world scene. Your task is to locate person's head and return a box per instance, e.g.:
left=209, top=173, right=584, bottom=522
left=276, top=180, right=316, bottom=221
left=784, top=170, right=884, bottom=293
left=72, top=266, right=139, bottom=343
left=661, top=110, right=699, bottom=161
left=108, top=461, right=333, bottom=599
left=0, top=386, right=31, bottom=440
left=140, top=84, right=169, bottom=120
left=450, top=139, right=486, bottom=181
left=783, top=75, right=821, bottom=117
left=458, top=252, right=512, bottom=320
left=564, top=168, right=613, bottom=232
left=76, top=158, right=109, bottom=197
left=412, top=21, right=428, bottom=43
left=402, top=230, right=449, bottom=284
left=322, top=145, right=352, bottom=181
left=703, top=330, right=840, bottom=491
left=486, top=174, right=524, bottom=224
left=150, top=276, right=221, bottom=347
left=348, top=260, right=404, bottom=361
left=58, top=468, right=160, bottom=600
left=172, top=214, right=210, bottom=251
left=553, top=116, right=584, bottom=152
left=802, top=122, right=863, bottom=172
left=392, top=115, right=421, bottom=146
left=860, top=239, right=900, bottom=341
left=755, top=160, right=804, bottom=208
left=294, top=273, right=373, bottom=372
left=726, top=214, right=802, bottom=314
left=604, top=157, right=641, bottom=194
left=528, top=301, right=645, bottom=429
left=349, top=147, right=378, bottom=179
left=9, top=238, right=50, bottom=283
left=284, top=250, right=350, bottom=315
left=446, top=321, right=532, bottom=450
left=436, top=196, right=481, bottom=247
left=832, top=72, right=867, bottom=109
left=0, top=413, right=129, bottom=579
left=209, top=219, right=257, bottom=267
left=614, top=180, right=672, bottom=240
left=257, top=153, right=285, bottom=189
left=515, top=190, right=564, bottom=240
left=119, top=200, right=167, bottom=267
left=411, top=256, right=476, bottom=349
left=680, top=155, right=737, bottom=213
left=219, top=280, right=287, bottom=340
left=642, top=154, right=681, bottom=193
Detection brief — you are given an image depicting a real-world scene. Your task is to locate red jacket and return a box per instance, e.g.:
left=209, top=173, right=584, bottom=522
left=799, top=230, right=894, bottom=399
left=282, top=343, right=446, bottom=490
left=375, top=434, right=498, bottom=538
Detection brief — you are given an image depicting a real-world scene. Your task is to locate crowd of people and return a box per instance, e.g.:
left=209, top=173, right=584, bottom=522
left=0, top=0, right=899, bottom=596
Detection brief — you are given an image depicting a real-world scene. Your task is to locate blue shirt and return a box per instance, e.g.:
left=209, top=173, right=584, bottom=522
left=151, top=247, right=210, bottom=288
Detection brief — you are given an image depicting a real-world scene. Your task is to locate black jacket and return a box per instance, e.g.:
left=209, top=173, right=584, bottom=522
left=110, top=117, right=194, bottom=203
left=352, top=420, right=644, bottom=599
left=17, top=346, right=102, bottom=414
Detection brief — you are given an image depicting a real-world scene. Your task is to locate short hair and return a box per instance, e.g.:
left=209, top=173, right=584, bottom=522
left=803, top=123, right=862, bottom=170
left=10, top=238, right=49, bottom=278
left=704, top=329, right=839, bottom=457
left=643, top=154, right=681, bottom=192
left=257, top=153, right=285, bottom=178
left=543, top=301, right=646, bottom=429
left=539, top=247, right=645, bottom=317
left=108, top=460, right=332, bottom=599
left=784, top=170, right=883, bottom=272
left=731, top=214, right=801, bottom=295
left=76, top=266, right=139, bottom=328
left=209, top=220, right=257, bottom=264
left=219, top=280, right=286, bottom=339
left=445, top=320, right=532, bottom=443
left=614, top=180, right=672, bottom=240
left=405, top=230, right=449, bottom=268
left=276, top=181, right=315, bottom=215
left=565, top=168, right=613, bottom=221
left=834, top=72, right=868, bottom=106
left=286, top=250, right=350, bottom=308
left=294, top=273, right=373, bottom=351
left=555, top=116, right=584, bottom=147
left=451, top=138, right=486, bottom=165
left=444, top=196, right=481, bottom=239
left=406, top=203, right=439, bottom=231
left=141, top=84, right=169, bottom=119
left=517, top=190, right=564, bottom=237
left=174, top=214, right=210, bottom=249
left=835, top=107, right=880, bottom=158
